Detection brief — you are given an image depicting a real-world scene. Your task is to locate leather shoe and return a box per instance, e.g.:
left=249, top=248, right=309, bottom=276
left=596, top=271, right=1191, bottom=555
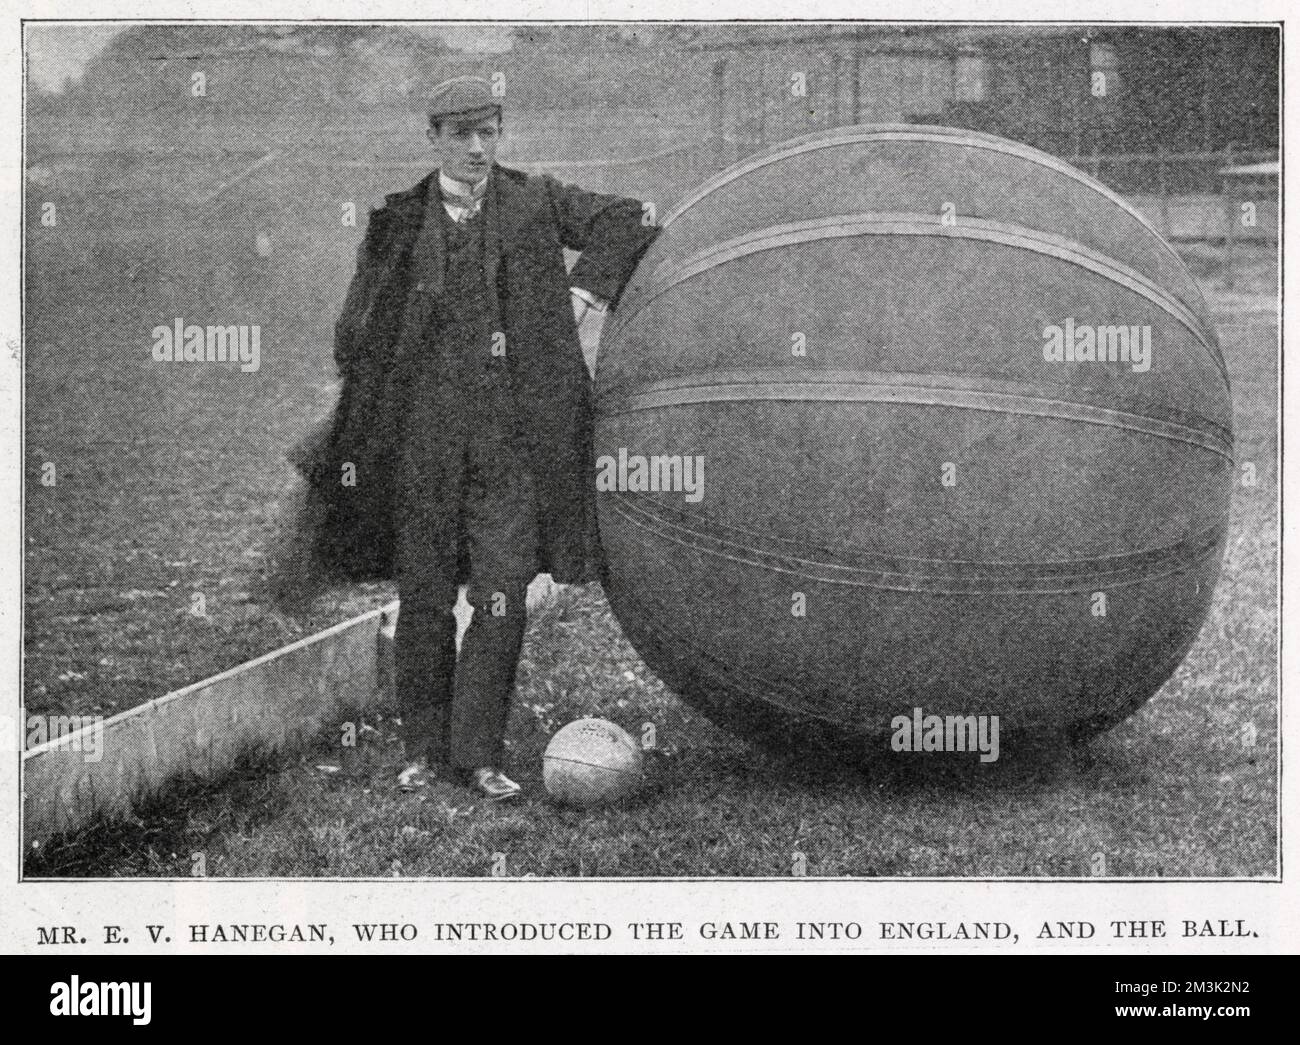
left=468, top=767, right=521, bottom=801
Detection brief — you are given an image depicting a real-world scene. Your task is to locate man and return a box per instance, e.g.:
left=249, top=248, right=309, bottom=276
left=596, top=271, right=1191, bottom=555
left=288, top=76, right=658, bottom=801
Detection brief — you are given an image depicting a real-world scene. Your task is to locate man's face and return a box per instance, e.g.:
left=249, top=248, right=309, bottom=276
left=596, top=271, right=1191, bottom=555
left=427, top=113, right=502, bottom=183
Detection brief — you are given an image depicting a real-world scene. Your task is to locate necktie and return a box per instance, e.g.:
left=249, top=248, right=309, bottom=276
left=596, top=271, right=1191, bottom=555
left=443, top=187, right=484, bottom=222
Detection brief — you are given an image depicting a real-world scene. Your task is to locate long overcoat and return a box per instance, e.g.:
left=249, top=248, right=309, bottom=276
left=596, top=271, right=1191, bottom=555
left=286, top=164, right=658, bottom=589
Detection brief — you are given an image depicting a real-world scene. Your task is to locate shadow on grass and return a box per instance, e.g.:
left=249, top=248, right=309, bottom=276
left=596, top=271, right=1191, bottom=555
left=623, top=722, right=1159, bottom=830
left=24, top=747, right=295, bottom=879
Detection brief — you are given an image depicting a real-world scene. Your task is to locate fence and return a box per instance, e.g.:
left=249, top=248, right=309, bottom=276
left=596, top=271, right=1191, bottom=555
left=1067, top=146, right=1279, bottom=245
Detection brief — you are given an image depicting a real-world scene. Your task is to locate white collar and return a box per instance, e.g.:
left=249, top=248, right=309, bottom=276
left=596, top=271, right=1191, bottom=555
left=438, top=170, right=488, bottom=198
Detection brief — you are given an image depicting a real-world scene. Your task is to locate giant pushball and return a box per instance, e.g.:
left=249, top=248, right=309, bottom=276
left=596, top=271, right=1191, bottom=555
left=594, top=124, right=1233, bottom=761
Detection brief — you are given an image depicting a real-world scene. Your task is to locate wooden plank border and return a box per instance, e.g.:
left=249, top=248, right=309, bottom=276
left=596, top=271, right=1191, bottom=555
left=21, top=575, right=561, bottom=844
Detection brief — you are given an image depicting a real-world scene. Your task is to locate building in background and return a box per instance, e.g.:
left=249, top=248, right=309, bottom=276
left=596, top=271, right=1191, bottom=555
left=701, top=25, right=1279, bottom=165
left=27, top=24, right=1279, bottom=241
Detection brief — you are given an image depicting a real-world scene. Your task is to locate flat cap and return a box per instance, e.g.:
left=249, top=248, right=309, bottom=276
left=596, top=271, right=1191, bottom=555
left=425, top=75, right=501, bottom=123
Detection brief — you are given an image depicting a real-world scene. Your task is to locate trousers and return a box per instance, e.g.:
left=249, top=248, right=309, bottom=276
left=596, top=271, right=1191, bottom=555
left=391, top=201, right=541, bottom=770
left=394, top=437, right=539, bottom=770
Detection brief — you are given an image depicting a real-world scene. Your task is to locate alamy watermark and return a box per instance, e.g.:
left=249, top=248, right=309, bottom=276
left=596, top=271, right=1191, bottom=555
left=890, top=707, right=1000, bottom=763
left=151, top=317, right=261, bottom=372
left=1042, top=319, right=1152, bottom=373
left=23, top=711, right=104, bottom=762
left=49, top=977, right=151, bottom=1025
left=595, top=448, right=704, bottom=503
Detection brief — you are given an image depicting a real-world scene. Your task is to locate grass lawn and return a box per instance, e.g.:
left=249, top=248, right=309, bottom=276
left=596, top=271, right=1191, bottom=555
left=22, top=126, right=1278, bottom=877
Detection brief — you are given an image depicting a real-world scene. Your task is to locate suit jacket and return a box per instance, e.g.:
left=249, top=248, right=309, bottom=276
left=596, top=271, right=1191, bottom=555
left=286, top=163, right=659, bottom=588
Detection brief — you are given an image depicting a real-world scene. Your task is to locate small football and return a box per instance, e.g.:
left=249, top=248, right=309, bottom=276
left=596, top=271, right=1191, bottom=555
left=543, top=718, right=644, bottom=808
